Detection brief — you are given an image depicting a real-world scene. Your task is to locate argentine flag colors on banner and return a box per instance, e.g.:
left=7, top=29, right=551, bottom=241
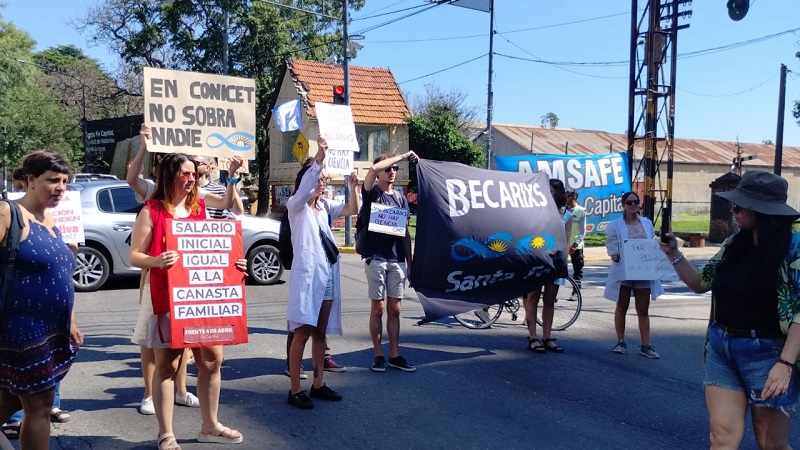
left=494, top=153, right=632, bottom=234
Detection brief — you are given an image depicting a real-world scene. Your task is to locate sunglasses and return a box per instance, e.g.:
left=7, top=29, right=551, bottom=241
left=180, top=171, right=197, bottom=181
left=384, top=165, right=399, bottom=173
left=731, top=204, right=743, bottom=213
left=624, top=200, right=640, bottom=206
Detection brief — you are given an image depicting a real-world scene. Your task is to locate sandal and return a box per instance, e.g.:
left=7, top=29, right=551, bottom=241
left=1, top=422, right=20, bottom=440
left=527, top=338, right=546, bottom=354
left=543, top=338, right=565, bottom=353
left=197, top=422, right=243, bottom=444
left=50, top=408, right=71, bottom=423
left=157, top=433, right=182, bottom=450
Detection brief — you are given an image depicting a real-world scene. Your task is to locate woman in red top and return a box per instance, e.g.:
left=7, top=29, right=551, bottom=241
left=129, top=153, right=246, bottom=450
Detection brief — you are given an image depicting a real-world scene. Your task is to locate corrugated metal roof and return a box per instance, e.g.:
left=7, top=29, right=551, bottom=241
left=492, top=123, right=800, bottom=168
left=288, top=60, right=410, bottom=125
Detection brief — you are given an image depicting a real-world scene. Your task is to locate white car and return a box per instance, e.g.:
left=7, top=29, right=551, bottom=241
left=71, top=180, right=284, bottom=291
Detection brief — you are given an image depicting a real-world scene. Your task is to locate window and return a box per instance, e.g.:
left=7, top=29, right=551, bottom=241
left=355, top=125, right=390, bottom=162
left=97, top=187, right=142, bottom=213
left=282, top=130, right=300, bottom=163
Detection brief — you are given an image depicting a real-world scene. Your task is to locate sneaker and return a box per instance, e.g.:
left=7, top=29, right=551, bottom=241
left=388, top=356, right=416, bottom=372
left=612, top=341, right=627, bottom=354
left=371, top=355, right=386, bottom=372
left=139, top=397, right=155, bottom=415
left=175, top=392, right=199, bottom=408
left=287, top=390, right=314, bottom=409
left=309, top=384, right=342, bottom=401
left=474, top=308, right=491, bottom=323
left=284, top=364, right=308, bottom=380
left=324, top=357, right=347, bottom=373
left=640, top=344, right=660, bottom=359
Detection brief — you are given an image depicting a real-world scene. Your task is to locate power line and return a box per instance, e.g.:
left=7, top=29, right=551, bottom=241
left=352, top=2, right=431, bottom=21
left=398, top=53, right=488, bottom=84
left=677, top=72, right=779, bottom=97
left=353, top=2, right=446, bottom=35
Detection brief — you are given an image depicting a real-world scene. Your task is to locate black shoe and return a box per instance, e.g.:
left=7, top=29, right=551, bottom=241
left=371, top=355, right=386, bottom=372
left=310, top=384, right=342, bottom=401
left=287, top=390, right=314, bottom=409
left=388, top=356, right=416, bottom=372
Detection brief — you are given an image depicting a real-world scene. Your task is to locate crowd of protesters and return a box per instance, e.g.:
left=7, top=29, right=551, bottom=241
left=0, top=124, right=798, bottom=449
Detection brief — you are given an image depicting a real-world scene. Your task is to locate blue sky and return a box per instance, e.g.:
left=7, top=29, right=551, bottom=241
left=5, top=0, right=800, bottom=147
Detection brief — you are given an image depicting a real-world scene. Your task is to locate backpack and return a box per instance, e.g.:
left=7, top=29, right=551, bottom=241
left=0, top=200, right=25, bottom=328
left=354, top=202, right=368, bottom=256
left=278, top=212, right=293, bottom=269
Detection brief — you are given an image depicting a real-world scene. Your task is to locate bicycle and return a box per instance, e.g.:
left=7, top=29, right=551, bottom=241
left=453, top=276, right=582, bottom=331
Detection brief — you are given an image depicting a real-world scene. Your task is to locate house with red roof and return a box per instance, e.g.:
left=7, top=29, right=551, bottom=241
left=267, top=59, right=411, bottom=209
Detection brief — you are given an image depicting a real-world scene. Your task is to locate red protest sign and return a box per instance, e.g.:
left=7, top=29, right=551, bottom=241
left=165, top=219, right=247, bottom=348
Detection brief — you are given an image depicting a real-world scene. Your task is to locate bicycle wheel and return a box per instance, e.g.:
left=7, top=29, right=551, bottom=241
left=535, top=277, right=582, bottom=331
left=453, top=304, right=503, bottom=329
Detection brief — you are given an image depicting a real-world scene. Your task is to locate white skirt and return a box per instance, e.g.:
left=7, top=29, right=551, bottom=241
left=131, top=284, right=173, bottom=349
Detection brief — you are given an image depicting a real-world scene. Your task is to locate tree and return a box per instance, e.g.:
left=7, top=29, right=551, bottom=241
left=77, top=0, right=365, bottom=214
left=407, top=83, right=480, bottom=132
left=407, top=108, right=484, bottom=193
left=540, top=112, right=559, bottom=129
left=762, top=139, right=774, bottom=146
left=0, top=17, right=83, bottom=173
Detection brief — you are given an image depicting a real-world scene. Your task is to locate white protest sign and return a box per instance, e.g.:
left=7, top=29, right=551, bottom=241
left=367, top=202, right=408, bottom=237
left=621, top=239, right=673, bottom=281
left=325, top=148, right=354, bottom=176
left=315, top=102, right=359, bottom=152
left=143, top=67, right=256, bottom=160
left=8, top=191, right=84, bottom=244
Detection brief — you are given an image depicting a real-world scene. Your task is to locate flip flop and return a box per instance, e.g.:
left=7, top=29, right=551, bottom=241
left=50, top=409, right=71, bottom=423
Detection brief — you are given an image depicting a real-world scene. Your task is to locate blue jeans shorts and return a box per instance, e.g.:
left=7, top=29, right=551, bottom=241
left=323, top=267, right=334, bottom=300
left=704, top=322, right=799, bottom=412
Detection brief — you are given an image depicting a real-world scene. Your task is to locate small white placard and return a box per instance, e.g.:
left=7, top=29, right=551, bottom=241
left=621, top=239, right=673, bottom=280
left=367, top=203, right=408, bottom=237
left=8, top=191, right=84, bottom=244
left=324, top=148, right=354, bottom=176
left=315, top=102, right=359, bottom=152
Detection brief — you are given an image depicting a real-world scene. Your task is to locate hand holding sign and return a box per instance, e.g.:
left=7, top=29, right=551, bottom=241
left=405, top=150, right=419, bottom=163
left=158, top=250, right=180, bottom=269
left=347, top=171, right=358, bottom=189
left=316, top=138, right=328, bottom=166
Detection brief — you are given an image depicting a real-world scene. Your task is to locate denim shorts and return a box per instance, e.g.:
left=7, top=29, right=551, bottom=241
left=323, top=267, right=334, bottom=300
left=704, top=322, right=799, bottom=412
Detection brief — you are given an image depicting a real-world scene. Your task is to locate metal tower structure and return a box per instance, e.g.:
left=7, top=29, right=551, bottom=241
left=626, top=0, right=691, bottom=221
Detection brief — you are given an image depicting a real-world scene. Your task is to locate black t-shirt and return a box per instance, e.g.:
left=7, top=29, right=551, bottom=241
left=712, top=241, right=781, bottom=333
left=360, top=184, right=409, bottom=262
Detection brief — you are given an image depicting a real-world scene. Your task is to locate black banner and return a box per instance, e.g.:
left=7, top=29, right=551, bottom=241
left=411, top=160, right=568, bottom=322
left=84, top=115, right=143, bottom=173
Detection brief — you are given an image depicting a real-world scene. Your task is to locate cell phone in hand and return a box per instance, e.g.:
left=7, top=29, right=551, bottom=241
left=661, top=206, right=670, bottom=244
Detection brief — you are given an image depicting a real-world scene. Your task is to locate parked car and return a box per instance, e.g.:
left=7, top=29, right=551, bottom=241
left=70, top=173, right=120, bottom=183
left=70, top=180, right=284, bottom=292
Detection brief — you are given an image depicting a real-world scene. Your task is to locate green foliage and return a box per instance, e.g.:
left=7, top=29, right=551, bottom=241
left=407, top=106, right=485, bottom=192
left=540, top=112, right=559, bottom=129
left=0, top=17, right=82, bottom=171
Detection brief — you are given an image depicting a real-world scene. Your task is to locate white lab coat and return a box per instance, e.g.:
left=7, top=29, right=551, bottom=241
left=285, top=162, right=345, bottom=335
left=603, top=215, right=665, bottom=301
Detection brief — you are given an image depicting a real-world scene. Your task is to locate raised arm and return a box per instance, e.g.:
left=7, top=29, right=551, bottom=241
left=338, top=171, right=360, bottom=217
left=127, top=124, right=153, bottom=200
left=205, top=156, right=245, bottom=214
left=363, top=150, right=418, bottom=191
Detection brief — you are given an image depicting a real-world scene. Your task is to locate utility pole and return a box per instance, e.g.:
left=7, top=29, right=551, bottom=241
left=223, top=8, right=229, bottom=75
left=342, top=0, right=352, bottom=245
left=485, top=0, right=495, bottom=169
left=774, top=63, right=786, bottom=175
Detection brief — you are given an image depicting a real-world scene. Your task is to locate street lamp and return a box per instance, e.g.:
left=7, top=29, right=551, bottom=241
left=15, top=58, right=88, bottom=172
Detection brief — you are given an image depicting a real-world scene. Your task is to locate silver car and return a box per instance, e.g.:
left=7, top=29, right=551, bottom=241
left=71, top=180, right=284, bottom=291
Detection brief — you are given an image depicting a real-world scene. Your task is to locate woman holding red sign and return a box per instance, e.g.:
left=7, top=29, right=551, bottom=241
left=285, top=138, right=360, bottom=409
left=129, top=153, right=246, bottom=450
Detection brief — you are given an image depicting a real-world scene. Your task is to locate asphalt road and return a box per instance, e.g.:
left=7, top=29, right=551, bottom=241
left=23, top=255, right=799, bottom=449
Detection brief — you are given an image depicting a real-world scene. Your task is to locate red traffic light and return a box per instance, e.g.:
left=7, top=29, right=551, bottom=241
left=333, top=85, right=344, bottom=96
left=332, top=85, right=346, bottom=104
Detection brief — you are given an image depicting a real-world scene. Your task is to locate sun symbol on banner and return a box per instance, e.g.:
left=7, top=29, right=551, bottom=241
left=531, top=236, right=546, bottom=249
left=487, top=239, right=508, bottom=253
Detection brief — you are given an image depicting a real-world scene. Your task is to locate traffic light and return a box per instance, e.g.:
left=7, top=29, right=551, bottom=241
left=333, top=85, right=346, bottom=105
left=727, top=0, right=749, bottom=21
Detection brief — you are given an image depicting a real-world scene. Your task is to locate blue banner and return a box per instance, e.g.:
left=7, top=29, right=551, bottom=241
left=494, top=153, right=632, bottom=234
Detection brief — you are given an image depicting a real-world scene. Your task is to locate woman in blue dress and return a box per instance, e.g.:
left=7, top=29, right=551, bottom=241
left=0, top=150, right=82, bottom=450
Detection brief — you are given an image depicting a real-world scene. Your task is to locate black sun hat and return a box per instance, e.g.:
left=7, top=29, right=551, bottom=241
left=716, top=171, right=800, bottom=217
